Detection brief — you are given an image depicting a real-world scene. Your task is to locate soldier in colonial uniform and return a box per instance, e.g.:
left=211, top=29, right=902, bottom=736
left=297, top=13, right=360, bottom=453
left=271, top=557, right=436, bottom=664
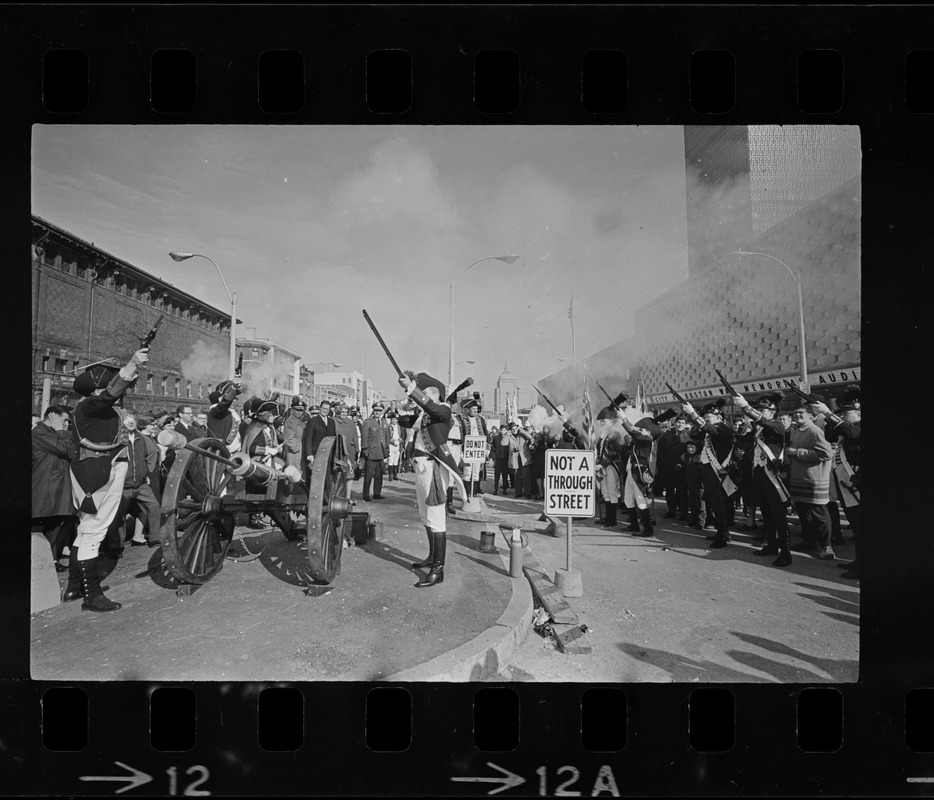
left=679, top=397, right=735, bottom=549
left=733, top=391, right=794, bottom=567
left=206, top=379, right=243, bottom=453
left=397, top=371, right=466, bottom=588
left=594, top=406, right=625, bottom=528
left=617, top=406, right=671, bottom=537
left=242, top=397, right=285, bottom=528
left=64, top=348, right=149, bottom=611
left=460, top=392, right=489, bottom=497
left=812, top=387, right=860, bottom=579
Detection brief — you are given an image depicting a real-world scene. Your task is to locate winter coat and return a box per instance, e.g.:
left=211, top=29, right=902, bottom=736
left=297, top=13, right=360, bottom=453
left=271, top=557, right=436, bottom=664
left=785, top=422, right=833, bottom=504
left=32, top=421, right=77, bottom=518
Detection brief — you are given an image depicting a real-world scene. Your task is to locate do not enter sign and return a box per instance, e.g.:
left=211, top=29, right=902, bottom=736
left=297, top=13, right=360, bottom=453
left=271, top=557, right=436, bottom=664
left=545, top=449, right=595, bottom=518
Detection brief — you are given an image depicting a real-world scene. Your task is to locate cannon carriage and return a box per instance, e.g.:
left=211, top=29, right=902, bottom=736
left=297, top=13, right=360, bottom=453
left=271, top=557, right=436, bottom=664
left=157, top=434, right=353, bottom=586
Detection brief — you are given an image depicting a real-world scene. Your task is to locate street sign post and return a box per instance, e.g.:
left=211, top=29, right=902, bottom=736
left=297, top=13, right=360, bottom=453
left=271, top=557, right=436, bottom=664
left=462, top=434, right=488, bottom=512
left=544, top=449, right=595, bottom=597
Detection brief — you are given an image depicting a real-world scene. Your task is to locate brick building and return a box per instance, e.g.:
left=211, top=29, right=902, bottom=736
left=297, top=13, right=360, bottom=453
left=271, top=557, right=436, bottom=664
left=31, top=215, right=237, bottom=416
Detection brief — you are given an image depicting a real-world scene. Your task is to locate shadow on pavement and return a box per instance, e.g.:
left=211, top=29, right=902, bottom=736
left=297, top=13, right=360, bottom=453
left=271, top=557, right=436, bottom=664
left=359, top=539, right=421, bottom=573
left=617, top=641, right=765, bottom=682
left=727, top=630, right=858, bottom=683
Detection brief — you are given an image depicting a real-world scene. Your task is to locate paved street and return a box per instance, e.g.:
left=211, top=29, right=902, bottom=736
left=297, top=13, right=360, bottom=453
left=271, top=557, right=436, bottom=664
left=30, top=473, right=519, bottom=682
left=484, top=492, right=859, bottom=683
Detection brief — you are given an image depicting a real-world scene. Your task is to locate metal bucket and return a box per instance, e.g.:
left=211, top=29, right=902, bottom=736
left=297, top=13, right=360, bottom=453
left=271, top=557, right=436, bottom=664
left=368, top=520, right=384, bottom=541
left=479, top=529, right=496, bottom=552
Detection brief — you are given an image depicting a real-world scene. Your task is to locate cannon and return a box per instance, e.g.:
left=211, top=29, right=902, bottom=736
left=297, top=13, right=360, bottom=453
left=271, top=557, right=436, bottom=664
left=158, top=434, right=353, bottom=586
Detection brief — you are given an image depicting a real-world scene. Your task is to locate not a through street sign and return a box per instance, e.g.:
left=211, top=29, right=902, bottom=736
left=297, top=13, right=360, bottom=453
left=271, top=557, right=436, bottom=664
left=544, top=449, right=595, bottom=517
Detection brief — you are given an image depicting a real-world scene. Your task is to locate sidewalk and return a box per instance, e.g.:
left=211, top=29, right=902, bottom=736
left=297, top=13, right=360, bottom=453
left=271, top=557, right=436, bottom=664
left=30, top=473, right=532, bottom=682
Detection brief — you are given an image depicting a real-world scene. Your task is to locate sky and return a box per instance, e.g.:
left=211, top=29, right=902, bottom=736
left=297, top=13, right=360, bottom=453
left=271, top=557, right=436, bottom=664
left=32, top=125, right=691, bottom=404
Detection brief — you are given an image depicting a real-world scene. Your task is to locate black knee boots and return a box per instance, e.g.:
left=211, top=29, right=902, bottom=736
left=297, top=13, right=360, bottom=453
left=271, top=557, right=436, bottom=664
left=753, top=524, right=780, bottom=556
left=412, top=526, right=435, bottom=569
left=632, top=508, right=654, bottom=537
left=79, top=557, right=121, bottom=612
left=773, top=525, right=793, bottom=567
left=61, top=555, right=83, bottom=602
left=602, top=501, right=618, bottom=527
left=416, top=530, right=446, bottom=587
left=625, top=506, right=640, bottom=532
left=445, top=487, right=455, bottom=515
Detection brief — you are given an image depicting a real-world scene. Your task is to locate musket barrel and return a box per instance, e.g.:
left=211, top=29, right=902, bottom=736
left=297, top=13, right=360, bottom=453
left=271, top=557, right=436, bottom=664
left=362, top=309, right=405, bottom=378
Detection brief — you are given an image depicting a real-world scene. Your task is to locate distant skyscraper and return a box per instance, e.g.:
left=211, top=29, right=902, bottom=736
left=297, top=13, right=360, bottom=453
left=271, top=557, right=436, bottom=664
left=494, top=363, right=517, bottom=415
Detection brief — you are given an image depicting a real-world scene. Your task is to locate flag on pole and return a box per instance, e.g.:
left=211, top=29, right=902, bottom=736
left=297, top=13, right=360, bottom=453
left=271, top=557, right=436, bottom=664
left=581, top=383, right=594, bottom=450
left=635, top=374, right=648, bottom=415
left=511, top=391, right=520, bottom=424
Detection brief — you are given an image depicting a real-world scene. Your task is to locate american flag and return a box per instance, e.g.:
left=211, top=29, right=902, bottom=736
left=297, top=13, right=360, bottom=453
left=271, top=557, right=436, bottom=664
left=581, top=383, right=594, bottom=449
left=635, top=374, right=648, bottom=415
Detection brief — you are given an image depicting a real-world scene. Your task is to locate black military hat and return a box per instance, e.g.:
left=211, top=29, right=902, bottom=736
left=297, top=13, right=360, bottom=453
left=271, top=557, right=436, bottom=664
left=291, top=395, right=307, bottom=409
left=754, top=391, right=784, bottom=410
left=463, top=391, right=483, bottom=410
left=634, top=417, right=662, bottom=438
left=252, top=398, right=281, bottom=416
left=838, top=385, right=861, bottom=411
left=699, top=397, right=727, bottom=416
left=408, top=371, right=446, bottom=396
left=73, top=364, right=119, bottom=397
left=596, top=405, right=617, bottom=421
left=371, top=401, right=385, bottom=412
left=653, top=408, right=678, bottom=424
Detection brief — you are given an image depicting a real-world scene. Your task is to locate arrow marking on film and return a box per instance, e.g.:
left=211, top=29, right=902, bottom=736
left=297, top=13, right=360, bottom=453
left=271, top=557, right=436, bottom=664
left=80, top=761, right=153, bottom=794
left=451, top=762, right=525, bottom=795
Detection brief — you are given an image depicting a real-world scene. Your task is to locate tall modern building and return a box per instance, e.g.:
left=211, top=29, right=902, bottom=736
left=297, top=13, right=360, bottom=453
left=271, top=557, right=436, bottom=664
left=493, top=364, right=517, bottom=415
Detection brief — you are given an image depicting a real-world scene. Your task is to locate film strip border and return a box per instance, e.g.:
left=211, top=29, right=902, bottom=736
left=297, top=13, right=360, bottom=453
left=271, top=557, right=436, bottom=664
left=1, top=5, right=932, bottom=122
left=3, top=4, right=932, bottom=797
left=3, top=682, right=932, bottom=795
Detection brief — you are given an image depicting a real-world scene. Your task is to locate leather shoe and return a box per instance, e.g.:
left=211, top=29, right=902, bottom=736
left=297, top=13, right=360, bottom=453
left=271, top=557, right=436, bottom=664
left=373, top=495, right=384, bottom=500
left=773, top=552, right=792, bottom=567
left=816, top=546, right=836, bottom=560
left=709, top=536, right=728, bottom=549
left=362, top=496, right=371, bottom=502
left=130, top=540, right=148, bottom=547
left=753, top=546, right=779, bottom=556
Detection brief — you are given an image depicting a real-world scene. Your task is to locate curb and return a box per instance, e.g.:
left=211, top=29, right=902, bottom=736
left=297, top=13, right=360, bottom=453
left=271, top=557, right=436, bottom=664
left=381, top=546, right=533, bottom=683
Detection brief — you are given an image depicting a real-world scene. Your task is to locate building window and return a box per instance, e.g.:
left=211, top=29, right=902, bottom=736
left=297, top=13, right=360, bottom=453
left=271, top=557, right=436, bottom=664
left=161, top=376, right=167, bottom=396
left=175, top=379, right=181, bottom=398
left=252, top=348, right=259, bottom=360
left=146, top=374, right=153, bottom=393
left=54, top=358, right=68, bottom=373
left=41, top=355, right=50, bottom=372
left=198, top=383, right=203, bottom=399
left=186, top=381, right=192, bottom=399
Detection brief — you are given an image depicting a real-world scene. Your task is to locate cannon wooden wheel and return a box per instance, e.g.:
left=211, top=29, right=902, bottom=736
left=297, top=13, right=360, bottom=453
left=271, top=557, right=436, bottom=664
left=305, top=435, right=352, bottom=585
left=160, top=437, right=237, bottom=584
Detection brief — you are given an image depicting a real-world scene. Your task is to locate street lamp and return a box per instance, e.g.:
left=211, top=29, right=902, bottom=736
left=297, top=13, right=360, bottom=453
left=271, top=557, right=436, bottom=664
left=449, top=254, right=519, bottom=387
left=732, top=250, right=809, bottom=388
left=169, top=251, right=238, bottom=380
left=455, top=359, right=477, bottom=367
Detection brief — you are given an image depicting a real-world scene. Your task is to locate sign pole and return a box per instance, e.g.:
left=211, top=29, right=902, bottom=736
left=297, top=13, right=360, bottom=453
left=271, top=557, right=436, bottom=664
left=566, top=517, right=573, bottom=571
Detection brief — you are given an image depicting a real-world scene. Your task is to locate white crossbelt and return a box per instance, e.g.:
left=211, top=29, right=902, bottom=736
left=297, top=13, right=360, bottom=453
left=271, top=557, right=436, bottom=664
left=754, top=430, right=790, bottom=503
left=700, top=435, right=737, bottom=496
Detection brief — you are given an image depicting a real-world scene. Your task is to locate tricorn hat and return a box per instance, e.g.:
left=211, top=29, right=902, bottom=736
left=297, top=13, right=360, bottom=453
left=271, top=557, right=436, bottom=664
left=653, top=408, right=678, bottom=425
left=407, top=371, right=447, bottom=397
left=251, top=398, right=281, bottom=416
left=838, top=385, right=861, bottom=412
left=73, top=364, right=119, bottom=397
left=634, top=417, right=662, bottom=439
left=754, top=391, right=784, bottom=410
left=699, top=397, right=727, bottom=416
left=463, top=391, right=483, bottom=410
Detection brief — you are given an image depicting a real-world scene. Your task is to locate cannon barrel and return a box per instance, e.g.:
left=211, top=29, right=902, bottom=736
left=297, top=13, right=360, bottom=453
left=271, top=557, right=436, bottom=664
left=183, top=443, right=302, bottom=486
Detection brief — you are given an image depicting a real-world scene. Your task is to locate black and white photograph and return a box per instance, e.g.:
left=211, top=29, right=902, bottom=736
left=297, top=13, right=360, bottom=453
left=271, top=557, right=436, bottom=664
left=29, top=123, right=861, bottom=683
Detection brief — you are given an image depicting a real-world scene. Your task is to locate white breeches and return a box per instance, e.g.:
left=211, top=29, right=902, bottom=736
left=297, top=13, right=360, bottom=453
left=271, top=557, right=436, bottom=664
left=600, top=466, right=620, bottom=503
left=413, top=456, right=450, bottom=532
left=70, top=460, right=128, bottom=561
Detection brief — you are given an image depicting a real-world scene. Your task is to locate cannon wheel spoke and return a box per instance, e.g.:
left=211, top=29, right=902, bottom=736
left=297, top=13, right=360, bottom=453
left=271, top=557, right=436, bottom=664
left=305, top=436, right=349, bottom=585
left=160, top=437, right=236, bottom=584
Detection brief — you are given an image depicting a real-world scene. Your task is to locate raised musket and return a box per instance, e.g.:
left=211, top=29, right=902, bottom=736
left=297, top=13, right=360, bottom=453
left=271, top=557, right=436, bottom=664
left=665, top=382, right=689, bottom=406
left=715, top=369, right=740, bottom=398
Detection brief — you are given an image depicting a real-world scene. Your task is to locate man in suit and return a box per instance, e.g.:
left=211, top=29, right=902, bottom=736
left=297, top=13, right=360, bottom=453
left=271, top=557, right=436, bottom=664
left=174, top=404, right=198, bottom=441
left=32, top=405, right=77, bottom=569
left=303, top=399, right=337, bottom=479
left=360, top=402, right=390, bottom=500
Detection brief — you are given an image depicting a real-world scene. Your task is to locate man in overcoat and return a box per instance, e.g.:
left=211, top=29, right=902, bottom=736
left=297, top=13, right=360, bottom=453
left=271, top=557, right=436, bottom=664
left=31, top=405, right=77, bottom=567
left=360, top=402, right=390, bottom=501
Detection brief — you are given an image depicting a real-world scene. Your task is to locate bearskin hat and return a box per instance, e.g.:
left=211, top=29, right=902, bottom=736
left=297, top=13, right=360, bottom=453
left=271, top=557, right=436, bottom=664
left=73, top=364, right=119, bottom=397
left=838, top=385, right=861, bottom=411
left=612, top=391, right=629, bottom=407
left=754, top=391, right=784, bottom=410
left=699, top=397, right=727, bottom=416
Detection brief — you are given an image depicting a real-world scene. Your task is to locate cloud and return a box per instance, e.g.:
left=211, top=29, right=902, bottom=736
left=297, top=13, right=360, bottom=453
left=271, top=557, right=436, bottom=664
left=337, top=137, right=463, bottom=230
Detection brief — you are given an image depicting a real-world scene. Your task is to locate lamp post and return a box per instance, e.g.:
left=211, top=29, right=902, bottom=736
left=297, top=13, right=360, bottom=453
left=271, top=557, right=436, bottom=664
left=449, top=254, right=518, bottom=388
left=170, top=251, right=238, bottom=380
left=732, top=250, right=809, bottom=389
